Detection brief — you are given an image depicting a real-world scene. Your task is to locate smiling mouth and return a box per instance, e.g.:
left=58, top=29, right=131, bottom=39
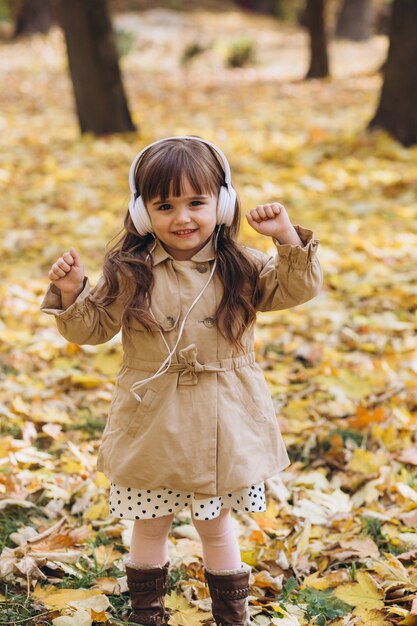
left=173, top=229, right=197, bottom=235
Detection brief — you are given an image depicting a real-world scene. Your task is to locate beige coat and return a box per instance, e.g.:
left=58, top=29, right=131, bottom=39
left=40, top=224, right=323, bottom=499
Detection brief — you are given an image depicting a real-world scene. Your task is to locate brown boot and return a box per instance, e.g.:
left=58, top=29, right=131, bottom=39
left=204, top=562, right=252, bottom=626
left=124, top=557, right=170, bottom=625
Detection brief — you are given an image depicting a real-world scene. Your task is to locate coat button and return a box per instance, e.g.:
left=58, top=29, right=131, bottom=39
left=166, top=316, right=175, bottom=327
left=203, top=317, right=215, bottom=328
left=196, top=264, right=208, bottom=273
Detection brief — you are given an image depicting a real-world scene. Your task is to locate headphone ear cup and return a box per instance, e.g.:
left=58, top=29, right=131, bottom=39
left=129, top=195, right=153, bottom=235
left=217, top=185, right=236, bottom=227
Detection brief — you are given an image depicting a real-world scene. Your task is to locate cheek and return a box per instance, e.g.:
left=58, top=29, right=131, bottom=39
left=200, top=213, right=216, bottom=229
left=150, top=214, right=167, bottom=230
left=206, top=204, right=218, bottom=223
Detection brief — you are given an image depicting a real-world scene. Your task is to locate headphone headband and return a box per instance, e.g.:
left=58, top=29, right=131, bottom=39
left=128, top=136, right=232, bottom=198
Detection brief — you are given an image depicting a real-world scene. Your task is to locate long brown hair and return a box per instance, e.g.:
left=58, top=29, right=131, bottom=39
left=91, top=137, right=262, bottom=349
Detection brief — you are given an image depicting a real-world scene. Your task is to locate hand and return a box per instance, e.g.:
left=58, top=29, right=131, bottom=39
left=48, top=247, right=85, bottom=294
left=245, top=203, right=293, bottom=238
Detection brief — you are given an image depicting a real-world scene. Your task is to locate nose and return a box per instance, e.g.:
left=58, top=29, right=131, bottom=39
left=173, top=206, right=192, bottom=225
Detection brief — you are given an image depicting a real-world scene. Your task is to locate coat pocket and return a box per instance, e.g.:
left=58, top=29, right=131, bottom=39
left=236, top=378, right=271, bottom=423
left=111, top=382, right=158, bottom=431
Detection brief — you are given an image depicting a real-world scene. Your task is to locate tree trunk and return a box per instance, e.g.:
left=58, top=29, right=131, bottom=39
left=13, top=0, right=55, bottom=38
left=368, top=0, right=417, bottom=147
left=56, top=0, right=136, bottom=136
left=234, top=0, right=288, bottom=18
left=234, top=0, right=276, bottom=15
left=374, top=0, right=392, bottom=35
left=305, top=0, right=329, bottom=79
left=336, top=0, right=374, bottom=41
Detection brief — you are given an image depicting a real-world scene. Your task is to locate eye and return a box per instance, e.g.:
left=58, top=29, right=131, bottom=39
left=190, top=200, right=203, bottom=206
left=157, top=203, right=172, bottom=211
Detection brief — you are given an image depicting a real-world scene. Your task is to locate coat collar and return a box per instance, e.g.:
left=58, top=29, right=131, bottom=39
left=148, top=233, right=217, bottom=266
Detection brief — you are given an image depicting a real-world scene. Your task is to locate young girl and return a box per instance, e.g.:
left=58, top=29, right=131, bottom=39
left=40, top=135, right=323, bottom=626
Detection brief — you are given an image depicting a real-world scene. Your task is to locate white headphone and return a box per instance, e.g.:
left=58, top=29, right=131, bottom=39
left=128, top=135, right=237, bottom=236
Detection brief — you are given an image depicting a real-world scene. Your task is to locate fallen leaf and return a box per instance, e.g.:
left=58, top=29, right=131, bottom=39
left=334, top=571, right=384, bottom=612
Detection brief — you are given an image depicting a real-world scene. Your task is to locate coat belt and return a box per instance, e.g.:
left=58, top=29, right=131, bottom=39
left=124, top=344, right=255, bottom=386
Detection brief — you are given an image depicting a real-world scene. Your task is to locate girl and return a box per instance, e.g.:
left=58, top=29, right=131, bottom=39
left=40, top=136, right=323, bottom=626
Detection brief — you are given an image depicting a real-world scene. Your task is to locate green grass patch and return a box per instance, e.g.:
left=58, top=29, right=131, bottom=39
left=274, top=576, right=351, bottom=625
left=360, top=515, right=404, bottom=555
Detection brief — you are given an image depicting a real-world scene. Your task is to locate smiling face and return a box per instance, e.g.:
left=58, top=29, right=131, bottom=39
left=147, top=177, right=218, bottom=260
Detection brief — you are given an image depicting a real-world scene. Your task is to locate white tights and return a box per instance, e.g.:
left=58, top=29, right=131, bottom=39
left=129, top=507, right=242, bottom=570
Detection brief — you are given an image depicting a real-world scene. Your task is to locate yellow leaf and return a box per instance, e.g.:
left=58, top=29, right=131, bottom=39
left=269, top=603, right=286, bottom=615
left=351, top=479, right=381, bottom=507
left=165, top=592, right=211, bottom=626
left=283, top=399, right=310, bottom=421
left=60, top=456, right=83, bottom=474
left=32, top=404, right=72, bottom=425
left=372, top=554, right=415, bottom=591
left=70, top=373, right=103, bottom=388
left=371, top=423, right=399, bottom=451
left=92, top=351, right=120, bottom=376
left=240, top=548, right=261, bottom=567
left=83, top=494, right=109, bottom=521
left=356, top=608, right=392, bottom=625
left=32, top=586, right=105, bottom=610
left=91, top=577, right=124, bottom=595
left=399, top=617, right=417, bottom=625
left=90, top=609, right=107, bottom=623
left=11, top=396, right=31, bottom=416
left=252, top=500, right=281, bottom=531
left=69, top=594, right=111, bottom=613
left=65, top=343, right=82, bottom=355
left=348, top=449, right=387, bottom=474
left=93, top=544, right=122, bottom=568
left=95, top=472, right=109, bottom=489
left=0, top=436, right=13, bottom=459
left=295, top=518, right=311, bottom=556
left=301, top=569, right=350, bottom=590
left=334, top=572, right=384, bottom=612
left=301, top=571, right=321, bottom=588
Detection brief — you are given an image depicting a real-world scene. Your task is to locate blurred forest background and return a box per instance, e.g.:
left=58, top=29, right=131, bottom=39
left=1, top=1, right=417, bottom=625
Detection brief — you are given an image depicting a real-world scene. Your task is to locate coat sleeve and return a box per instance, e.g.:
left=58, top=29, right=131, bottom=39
left=249, top=224, right=323, bottom=313
left=39, top=274, right=125, bottom=345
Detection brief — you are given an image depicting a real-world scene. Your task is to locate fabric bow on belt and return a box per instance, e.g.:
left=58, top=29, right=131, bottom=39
left=128, top=344, right=255, bottom=400
left=173, top=344, right=226, bottom=385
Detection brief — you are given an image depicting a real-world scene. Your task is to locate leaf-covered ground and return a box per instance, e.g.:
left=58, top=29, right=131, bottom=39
left=1, top=7, right=417, bottom=626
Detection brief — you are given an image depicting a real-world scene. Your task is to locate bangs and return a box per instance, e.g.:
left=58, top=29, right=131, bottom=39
left=138, top=141, right=224, bottom=203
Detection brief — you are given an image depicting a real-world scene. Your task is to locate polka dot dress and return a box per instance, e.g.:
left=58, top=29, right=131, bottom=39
left=109, top=481, right=266, bottom=520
